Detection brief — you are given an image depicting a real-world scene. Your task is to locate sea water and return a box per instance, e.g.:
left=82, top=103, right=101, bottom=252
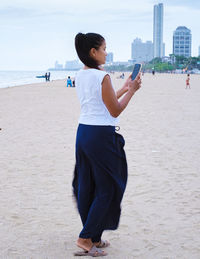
left=0, top=70, right=78, bottom=89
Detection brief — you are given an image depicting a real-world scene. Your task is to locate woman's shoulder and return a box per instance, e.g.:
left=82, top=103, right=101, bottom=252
left=91, top=68, right=110, bottom=78
left=77, top=68, right=108, bottom=79
left=93, top=69, right=109, bottom=82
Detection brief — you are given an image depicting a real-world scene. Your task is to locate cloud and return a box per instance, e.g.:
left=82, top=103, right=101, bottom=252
left=158, top=0, right=200, bottom=9
left=0, top=6, right=36, bottom=18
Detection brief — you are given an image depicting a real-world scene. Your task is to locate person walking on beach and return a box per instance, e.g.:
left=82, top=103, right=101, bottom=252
left=186, top=74, right=190, bottom=89
left=72, top=32, right=141, bottom=257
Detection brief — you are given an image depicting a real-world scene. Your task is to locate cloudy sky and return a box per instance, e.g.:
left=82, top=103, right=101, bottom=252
left=1, top=0, right=200, bottom=70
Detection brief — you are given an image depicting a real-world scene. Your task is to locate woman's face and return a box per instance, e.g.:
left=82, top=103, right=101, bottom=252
left=91, top=40, right=107, bottom=65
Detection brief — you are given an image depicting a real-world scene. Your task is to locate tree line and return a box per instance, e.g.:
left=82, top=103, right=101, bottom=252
left=104, top=56, right=200, bottom=72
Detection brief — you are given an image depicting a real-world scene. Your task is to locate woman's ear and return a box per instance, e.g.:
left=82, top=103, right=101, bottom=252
left=90, top=48, right=96, bottom=58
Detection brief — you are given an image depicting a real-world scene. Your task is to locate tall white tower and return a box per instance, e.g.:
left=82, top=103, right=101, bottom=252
left=153, top=3, right=164, bottom=58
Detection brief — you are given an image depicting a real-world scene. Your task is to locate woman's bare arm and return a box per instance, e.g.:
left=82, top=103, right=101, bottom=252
left=102, top=74, right=141, bottom=118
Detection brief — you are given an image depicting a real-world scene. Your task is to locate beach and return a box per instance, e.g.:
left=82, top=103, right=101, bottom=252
left=0, top=73, right=200, bottom=259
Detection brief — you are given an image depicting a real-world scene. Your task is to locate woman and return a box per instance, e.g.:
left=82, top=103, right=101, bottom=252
left=72, top=32, right=141, bottom=257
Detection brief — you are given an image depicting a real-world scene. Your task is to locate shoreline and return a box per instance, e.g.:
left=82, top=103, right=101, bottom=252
left=1, top=72, right=200, bottom=90
left=0, top=79, right=66, bottom=90
left=0, top=70, right=77, bottom=89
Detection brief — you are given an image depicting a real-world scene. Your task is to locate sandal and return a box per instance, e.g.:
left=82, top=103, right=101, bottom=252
left=74, top=245, right=107, bottom=257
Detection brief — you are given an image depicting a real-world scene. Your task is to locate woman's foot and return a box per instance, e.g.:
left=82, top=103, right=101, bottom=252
left=75, top=238, right=107, bottom=256
left=74, top=245, right=107, bottom=256
left=76, top=238, right=93, bottom=251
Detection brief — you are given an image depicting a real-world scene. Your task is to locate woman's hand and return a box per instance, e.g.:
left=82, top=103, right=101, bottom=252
left=128, top=73, right=142, bottom=94
left=122, top=75, right=132, bottom=92
left=116, top=73, right=141, bottom=99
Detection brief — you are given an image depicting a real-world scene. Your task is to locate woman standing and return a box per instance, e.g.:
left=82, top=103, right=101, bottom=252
left=72, top=32, right=141, bottom=257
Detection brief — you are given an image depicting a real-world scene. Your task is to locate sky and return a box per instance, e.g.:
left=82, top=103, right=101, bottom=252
left=0, top=0, right=200, bottom=70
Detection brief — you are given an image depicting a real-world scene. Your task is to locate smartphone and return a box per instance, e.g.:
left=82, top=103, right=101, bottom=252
left=131, top=63, right=142, bottom=80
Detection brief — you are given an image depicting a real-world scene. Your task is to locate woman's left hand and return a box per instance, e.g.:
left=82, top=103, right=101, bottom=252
left=122, top=74, right=132, bottom=92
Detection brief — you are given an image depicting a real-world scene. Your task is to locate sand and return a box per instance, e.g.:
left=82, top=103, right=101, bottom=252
left=0, top=73, right=200, bottom=259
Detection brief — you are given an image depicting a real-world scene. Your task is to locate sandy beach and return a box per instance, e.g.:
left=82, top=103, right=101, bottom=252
left=0, top=73, right=200, bottom=259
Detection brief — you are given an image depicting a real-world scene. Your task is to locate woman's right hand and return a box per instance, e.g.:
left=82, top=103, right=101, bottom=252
left=128, top=73, right=142, bottom=94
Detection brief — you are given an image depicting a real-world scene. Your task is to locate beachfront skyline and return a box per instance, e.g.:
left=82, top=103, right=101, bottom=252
left=1, top=0, right=200, bottom=70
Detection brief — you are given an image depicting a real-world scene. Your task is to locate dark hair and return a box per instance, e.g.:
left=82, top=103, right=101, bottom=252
left=75, top=32, right=105, bottom=69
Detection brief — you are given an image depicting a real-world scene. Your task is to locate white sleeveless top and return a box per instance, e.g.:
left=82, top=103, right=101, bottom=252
left=75, top=68, right=119, bottom=126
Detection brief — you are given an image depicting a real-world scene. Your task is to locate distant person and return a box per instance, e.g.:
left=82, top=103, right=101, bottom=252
left=67, top=76, right=72, bottom=87
left=119, top=73, right=124, bottom=79
left=72, top=80, right=75, bottom=87
left=152, top=70, right=155, bottom=75
left=186, top=74, right=190, bottom=89
left=45, top=72, right=48, bottom=81
left=47, top=72, right=51, bottom=81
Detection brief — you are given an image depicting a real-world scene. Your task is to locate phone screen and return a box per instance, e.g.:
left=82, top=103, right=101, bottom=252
left=131, top=64, right=141, bottom=80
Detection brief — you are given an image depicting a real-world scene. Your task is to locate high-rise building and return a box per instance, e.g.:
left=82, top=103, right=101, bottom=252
left=153, top=3, right=164, bottom=58
left=173, top=26, right=192, bottom=57
left=131, top=38, right=154, bottom=62
left=106, top=52, right=113, bottom=64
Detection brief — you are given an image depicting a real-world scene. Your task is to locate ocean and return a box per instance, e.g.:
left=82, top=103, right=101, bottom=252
left=0, top=70, right=78, bottom=89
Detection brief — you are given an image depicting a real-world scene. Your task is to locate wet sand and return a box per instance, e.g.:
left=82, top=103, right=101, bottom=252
left=0, top=73, right=200, bottom=258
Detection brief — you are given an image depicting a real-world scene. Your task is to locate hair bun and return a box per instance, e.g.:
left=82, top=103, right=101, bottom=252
left=77, top=33, right=86, bottom=40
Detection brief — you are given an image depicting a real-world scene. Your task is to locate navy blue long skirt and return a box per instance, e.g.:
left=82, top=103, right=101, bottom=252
left=72, top=124, right=127, bottom=242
